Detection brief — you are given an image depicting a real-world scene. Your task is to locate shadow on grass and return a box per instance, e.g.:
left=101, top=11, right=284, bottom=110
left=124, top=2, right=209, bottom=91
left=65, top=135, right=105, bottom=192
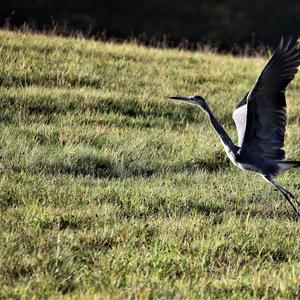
left=20, top=154, right=155, bottom=179
left=169, top=156, right=231, bottom=173
left=1, top=89, right=236, bottom=130
left=117, top=200, right=295, bottom=222
left=34, top=157, right=229, bottom=179
left=192, top=200, right=296, bottom=221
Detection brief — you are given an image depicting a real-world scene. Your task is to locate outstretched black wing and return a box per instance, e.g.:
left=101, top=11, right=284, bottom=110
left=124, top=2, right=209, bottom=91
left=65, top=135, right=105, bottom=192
left=234, top=38, right=300, bottom=160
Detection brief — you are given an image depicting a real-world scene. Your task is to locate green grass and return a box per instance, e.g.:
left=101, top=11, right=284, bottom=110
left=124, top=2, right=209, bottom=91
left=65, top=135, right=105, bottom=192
left=1, top=30, right=300, bottom=299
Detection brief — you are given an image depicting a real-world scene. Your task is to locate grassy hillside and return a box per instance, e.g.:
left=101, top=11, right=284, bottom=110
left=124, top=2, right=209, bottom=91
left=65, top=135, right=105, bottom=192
left=1, top=30, right=300, bottom=299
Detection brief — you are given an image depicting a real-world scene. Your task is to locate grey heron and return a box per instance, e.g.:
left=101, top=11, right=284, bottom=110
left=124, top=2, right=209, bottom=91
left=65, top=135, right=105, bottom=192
left=170, top=38, right=300, bottom=216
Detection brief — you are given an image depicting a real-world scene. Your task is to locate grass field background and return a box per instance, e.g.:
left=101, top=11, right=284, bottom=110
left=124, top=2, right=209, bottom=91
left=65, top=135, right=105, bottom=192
left=1, top=30, right=300, bottom=298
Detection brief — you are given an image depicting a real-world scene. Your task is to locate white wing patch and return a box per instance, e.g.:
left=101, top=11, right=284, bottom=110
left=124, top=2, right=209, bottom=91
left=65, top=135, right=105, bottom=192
left=232, top=103, right=247, bottom=147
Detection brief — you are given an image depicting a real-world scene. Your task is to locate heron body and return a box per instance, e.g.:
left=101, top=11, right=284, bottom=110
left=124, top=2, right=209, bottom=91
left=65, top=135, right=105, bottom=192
left=170, top=38, right=300, bottom=216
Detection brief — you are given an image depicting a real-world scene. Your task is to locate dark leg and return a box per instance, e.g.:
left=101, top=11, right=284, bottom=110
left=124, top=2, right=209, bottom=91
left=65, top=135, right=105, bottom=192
left=281, top=186, right=300, bottom=206
left=264, top=175, right=299, bottom=217
left=278, top=185, right=300, bottom=206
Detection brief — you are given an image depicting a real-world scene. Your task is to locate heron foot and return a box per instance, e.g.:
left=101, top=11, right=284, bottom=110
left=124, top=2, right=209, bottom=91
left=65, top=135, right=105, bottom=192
left=293, top=213, right=300, bottom=221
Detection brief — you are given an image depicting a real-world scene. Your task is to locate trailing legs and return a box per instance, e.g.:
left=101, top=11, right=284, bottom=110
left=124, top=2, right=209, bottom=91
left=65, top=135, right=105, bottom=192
left=263, top=174, right=300, bottom=217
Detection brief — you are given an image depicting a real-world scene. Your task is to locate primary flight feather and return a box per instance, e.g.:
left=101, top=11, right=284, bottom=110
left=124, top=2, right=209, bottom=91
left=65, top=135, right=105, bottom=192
left=170, top=38, right=300, bottom=216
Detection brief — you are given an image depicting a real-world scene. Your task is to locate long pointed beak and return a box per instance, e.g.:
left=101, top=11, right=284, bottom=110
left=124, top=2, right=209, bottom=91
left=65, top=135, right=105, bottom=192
left=169, top=96, right=191, bottom=101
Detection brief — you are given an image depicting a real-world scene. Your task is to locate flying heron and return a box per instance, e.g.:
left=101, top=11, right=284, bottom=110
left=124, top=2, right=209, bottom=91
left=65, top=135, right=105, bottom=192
left=170, top=38, right=300, bottom=216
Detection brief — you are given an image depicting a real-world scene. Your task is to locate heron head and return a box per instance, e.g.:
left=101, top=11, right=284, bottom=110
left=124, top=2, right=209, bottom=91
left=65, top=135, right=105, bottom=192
left=169, top=95, right=208, bottom=109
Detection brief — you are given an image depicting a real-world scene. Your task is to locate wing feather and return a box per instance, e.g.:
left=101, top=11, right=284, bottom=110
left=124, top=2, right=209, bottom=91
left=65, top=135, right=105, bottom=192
left=236, top=38, right=300, bottom=160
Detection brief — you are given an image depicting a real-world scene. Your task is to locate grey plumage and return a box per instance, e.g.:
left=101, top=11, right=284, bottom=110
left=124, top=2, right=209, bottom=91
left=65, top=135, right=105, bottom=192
left=170, top=38, right=300, bottom=217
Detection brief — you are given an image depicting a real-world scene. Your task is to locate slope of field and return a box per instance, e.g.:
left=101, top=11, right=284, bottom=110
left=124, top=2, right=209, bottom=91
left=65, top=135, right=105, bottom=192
left=1, top=30, right=300, bottom=299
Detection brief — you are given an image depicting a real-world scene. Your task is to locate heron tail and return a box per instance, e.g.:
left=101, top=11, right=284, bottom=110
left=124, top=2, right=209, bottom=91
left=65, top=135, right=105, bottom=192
left=278, top=161, right=300, bottom=172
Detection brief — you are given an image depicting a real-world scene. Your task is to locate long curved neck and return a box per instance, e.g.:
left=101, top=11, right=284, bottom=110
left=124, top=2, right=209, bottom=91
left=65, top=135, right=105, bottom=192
left=198, top=103, right=236, bottom=152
